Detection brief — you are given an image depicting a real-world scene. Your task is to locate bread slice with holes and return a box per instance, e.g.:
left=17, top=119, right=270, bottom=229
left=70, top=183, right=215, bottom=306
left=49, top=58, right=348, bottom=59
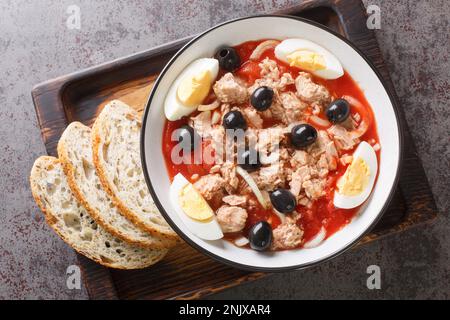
left=30, top=156, right=167, bottom=269
left=58, top=122, right=169, bottom=249
left=92, top=100, right=178, bottom=246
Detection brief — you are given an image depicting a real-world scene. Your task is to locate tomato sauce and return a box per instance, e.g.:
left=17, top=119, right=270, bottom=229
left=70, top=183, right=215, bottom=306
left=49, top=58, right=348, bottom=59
left=162, top=39, right=380, bottom=249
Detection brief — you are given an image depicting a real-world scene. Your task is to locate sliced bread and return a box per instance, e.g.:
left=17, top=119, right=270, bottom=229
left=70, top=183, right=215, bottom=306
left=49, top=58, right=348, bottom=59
left=30, top=156, right=167, bottom=269
left=92, top=100, right=178, bottom=245
left=58, top=122, right=170, bottom=249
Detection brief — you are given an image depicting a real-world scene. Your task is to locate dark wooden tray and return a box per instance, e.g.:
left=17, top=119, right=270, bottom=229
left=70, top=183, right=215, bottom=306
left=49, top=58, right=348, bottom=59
left=31, top=0, right=438, bottom=300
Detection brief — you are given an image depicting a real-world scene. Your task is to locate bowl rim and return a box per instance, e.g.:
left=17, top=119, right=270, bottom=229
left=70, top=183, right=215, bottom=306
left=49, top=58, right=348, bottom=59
left=140, top=14, right=404, bottom=272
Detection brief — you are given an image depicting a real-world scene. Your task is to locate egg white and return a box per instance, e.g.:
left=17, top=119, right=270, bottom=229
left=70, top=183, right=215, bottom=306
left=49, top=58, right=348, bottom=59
left=334, top=142, right=378, bottom=209
left=169, top=173, right=224, bottom=241
left=275, top=38, right=344, bottom=80
left=164, top=58, right=219, bottom=121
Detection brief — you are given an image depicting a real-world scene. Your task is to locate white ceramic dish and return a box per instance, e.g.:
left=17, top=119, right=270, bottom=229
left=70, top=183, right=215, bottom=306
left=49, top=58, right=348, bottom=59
left=141, top=15, right=402, bottom=271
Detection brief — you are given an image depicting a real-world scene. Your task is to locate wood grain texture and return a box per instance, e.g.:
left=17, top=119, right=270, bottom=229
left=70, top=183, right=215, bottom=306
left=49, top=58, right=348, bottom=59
left=31, top=0, right=438, bottom=300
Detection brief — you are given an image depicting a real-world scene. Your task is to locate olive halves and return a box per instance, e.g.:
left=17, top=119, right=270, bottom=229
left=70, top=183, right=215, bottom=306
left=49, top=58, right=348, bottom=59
left=223, top=110, right=247, bottom=130
left=174, top=125, right=200, bottom=152
left=270, top=188, right=297, bottom=214
left=215, top=46, right=241, bottom=72
left=249, top=221, right=273, bottom=251
left=237, top=149, right=261, bottom=172
left=326, top=99, right=350, bottom=124
left=291, top=124, right=318, bottom=149
left=250, top=86, right=274, bottom=111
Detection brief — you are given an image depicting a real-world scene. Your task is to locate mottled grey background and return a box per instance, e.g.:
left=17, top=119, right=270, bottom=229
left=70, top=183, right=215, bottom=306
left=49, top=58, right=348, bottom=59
left=0, top=0, right=448, bottom=300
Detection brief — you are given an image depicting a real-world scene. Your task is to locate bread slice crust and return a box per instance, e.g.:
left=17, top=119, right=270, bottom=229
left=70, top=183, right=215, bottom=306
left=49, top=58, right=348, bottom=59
left=58, top=122, right=170, bottom=249
left=30, top=156, right=167, bottom=270
left=92, top=100, right=179, bottom=246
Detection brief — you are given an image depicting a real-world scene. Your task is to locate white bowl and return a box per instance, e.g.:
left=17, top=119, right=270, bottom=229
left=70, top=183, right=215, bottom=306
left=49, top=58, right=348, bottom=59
left=141, top=15, right=402, bottom=271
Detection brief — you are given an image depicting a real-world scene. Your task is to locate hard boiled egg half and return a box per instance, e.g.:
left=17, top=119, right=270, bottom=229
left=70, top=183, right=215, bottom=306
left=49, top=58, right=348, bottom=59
left=169, top=173, right=223, bottom=240
left=164, top=58, right=219, bottom=121
left=334, top=142, right=378, bottom=209
left=275, top=39, right=344, bottom=80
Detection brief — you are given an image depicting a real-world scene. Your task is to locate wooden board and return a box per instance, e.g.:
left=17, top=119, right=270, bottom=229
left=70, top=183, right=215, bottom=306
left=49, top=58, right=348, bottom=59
left=31, top=0, right=438, bottom=300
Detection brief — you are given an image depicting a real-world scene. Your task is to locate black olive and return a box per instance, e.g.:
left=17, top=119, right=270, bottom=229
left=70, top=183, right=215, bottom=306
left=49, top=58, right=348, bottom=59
left=326, top=99, right=351, bottom=124
left=223, top=111, right=247, bottom=130
left=237, top=149, right=261, bottom=172
left=250, top=86, right=274, bottom=111
left=291, top=124, right=318, bottom=149
left=215, top=46, right=241, bottom=72
left=248, top=221, right=273, bottom=251
left=270, top=189, right=297, bottom=214
left=174, top=125, right=200, bottom=152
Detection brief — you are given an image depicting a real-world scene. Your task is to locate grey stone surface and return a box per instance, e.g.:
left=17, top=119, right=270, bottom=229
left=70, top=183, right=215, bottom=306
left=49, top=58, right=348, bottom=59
left=0, top=0, right=448, bottom=299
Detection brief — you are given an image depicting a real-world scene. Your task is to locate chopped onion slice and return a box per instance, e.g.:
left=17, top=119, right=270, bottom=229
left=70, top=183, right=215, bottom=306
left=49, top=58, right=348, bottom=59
left=236, top=166, right=269, bottom=209
left=234, top=236, right=249, bottom=247
left=310, top=115, right=331, bottom=127
left=273, top=209, right=286, bottom=224
left=342, top=95, right=364, bottom=110
left=211, top=111, right=221, bottom=125
left=341, top=95, right=370, bottom=138
left=351, top=119, right=369, bottom=139
left=249, top=40, right=280, bottom=60
left=198, top=100, right=219, bottom=112
left=303, top=227, right=326, bottom=249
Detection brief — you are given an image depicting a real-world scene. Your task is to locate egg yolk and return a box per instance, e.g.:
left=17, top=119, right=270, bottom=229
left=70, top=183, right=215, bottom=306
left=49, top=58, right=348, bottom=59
left=177, top=70, right=212, bottom=107
left=178, top=183, right=214, bottom=222
left=286, top=50, right=326, bottom=71
left=337, top=157, right=370, bottom=196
